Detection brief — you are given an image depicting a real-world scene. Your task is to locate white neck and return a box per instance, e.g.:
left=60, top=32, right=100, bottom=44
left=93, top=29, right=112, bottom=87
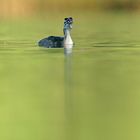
left=64, top=29, right=73, bottom=46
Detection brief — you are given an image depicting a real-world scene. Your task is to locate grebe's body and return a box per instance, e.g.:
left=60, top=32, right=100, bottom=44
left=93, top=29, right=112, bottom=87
left=38, top=17, right=73, bottom=48
left=38, top=36, right=64, bottom=48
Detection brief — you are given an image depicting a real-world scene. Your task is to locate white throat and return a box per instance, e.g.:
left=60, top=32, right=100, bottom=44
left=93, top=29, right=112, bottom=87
left=64, top=29, right=73, bottom=46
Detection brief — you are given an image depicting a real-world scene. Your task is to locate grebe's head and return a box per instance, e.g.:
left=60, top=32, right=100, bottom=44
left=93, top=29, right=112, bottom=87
left=64, top=17, right=73, bottom=30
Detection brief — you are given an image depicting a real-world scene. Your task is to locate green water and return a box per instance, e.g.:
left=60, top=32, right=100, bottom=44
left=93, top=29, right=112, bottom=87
left=1, top=13, right=140, bottom=140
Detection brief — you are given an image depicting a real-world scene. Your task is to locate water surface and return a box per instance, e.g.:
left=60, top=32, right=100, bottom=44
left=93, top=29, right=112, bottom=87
left=0, top=13, right=140, bottom=140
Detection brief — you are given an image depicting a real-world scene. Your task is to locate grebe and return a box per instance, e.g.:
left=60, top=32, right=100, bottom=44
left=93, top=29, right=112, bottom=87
left=38, top=17, right=73, bottom=48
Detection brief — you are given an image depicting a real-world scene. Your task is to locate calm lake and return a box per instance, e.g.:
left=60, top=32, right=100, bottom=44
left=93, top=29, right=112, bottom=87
left=0, top=12, right=140, bottom=140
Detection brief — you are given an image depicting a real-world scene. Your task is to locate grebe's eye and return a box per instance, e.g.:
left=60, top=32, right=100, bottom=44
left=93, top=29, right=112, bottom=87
left=64, top=18, right=68, bottom=20
left=69, top=17, right=73, bottom=21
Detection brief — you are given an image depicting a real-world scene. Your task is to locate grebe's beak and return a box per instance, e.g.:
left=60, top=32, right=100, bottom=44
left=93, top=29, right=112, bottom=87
left=70, top=24, right=72, bottom=29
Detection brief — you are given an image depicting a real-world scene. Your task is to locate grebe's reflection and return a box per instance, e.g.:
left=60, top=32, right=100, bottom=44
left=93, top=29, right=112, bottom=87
left=64, top=46, right=75, bottom=140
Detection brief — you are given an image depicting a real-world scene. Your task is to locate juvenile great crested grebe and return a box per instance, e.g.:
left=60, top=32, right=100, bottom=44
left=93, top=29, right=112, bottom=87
left=38, top=17, right=73, bottom=48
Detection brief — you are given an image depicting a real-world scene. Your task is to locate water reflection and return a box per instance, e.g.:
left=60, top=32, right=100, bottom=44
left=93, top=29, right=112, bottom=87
left=64, top=50, right=74, bottom=140
left=64, top=44, right=73, bottom=55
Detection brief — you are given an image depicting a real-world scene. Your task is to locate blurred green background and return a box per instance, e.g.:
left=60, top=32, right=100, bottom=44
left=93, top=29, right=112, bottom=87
left=0, top=1, right=140, bottom=140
